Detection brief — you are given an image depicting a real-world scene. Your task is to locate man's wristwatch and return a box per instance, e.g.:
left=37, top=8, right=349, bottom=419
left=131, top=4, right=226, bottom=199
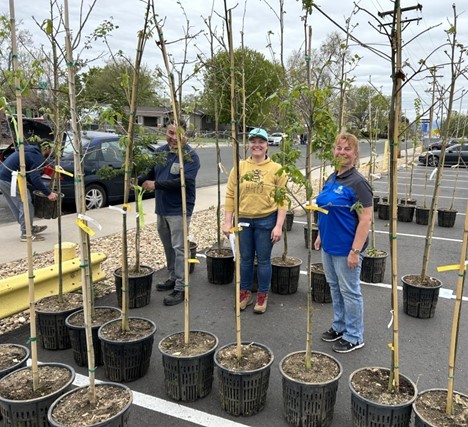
left=351, top=248, right=361, bottom=255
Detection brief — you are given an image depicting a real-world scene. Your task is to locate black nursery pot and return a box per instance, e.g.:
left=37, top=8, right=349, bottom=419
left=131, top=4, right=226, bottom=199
left=304, top=226, right=319, bottom=249
left=310, top=263, right=332, bottom=303
left=285, top=211, right=295, bottom=232
left=437, top=208, right=457, bottom=228
left=114, top=265, right=154, bottom=309
left=373, top=195, right=380, bottom=212
left=0, top=344, right=30, bottom=379
left=66, top=306, right=121, bottom=367
left=0, top=363, right=75, bottom=427
left=397, top=204, right=415, bottom=222
left=279, top=351, right=343, bottom=427
left=415, top=206, right=430, bottom=225
left=98, top=317, right=157, bottom=382
left=215, top=342, right=274, bottom=417
left=205, top=248, right=235, bottom=285
left=159, top=331, right=219, bottom=402
left=401, top=275, right=442, bottom=319
left=33, top=191, right=64, bottom=219
left=349, top=367, right=417, bottom=427
left=377, top=202, right=390, bottom=220
left=271, top=257, right=302, bottom=295
left=360, top=251, right=388, bottom=284
left=35, top=297, right=82, bottom=351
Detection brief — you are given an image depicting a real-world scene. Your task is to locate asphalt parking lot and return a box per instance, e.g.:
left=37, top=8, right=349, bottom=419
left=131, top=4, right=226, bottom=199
left=1, top=163, right=468, bottom=427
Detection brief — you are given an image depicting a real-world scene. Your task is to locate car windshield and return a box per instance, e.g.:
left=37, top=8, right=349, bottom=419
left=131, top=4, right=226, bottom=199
left=62, top=136, right=92, bottom=159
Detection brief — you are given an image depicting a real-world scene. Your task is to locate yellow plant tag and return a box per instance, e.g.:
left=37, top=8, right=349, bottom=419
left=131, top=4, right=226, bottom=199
left=306, top=205, right=328, bottom=214
left=123, top=203, right=131, bottom=211
left=188, top=258, right=200, bottom=264
left=17, top=173, right=25, bottom=202
left=55, top=166, right=74, bottom=177
left=437, top=263, right=467, bottom=272
left=76, top=218, right=95, bottom=236
left=229, top=226, right=243, bottom=233
left=387, top=343, right=394, bottom=351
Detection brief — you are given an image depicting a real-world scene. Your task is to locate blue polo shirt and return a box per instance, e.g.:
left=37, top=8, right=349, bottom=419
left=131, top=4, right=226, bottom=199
left=316, top=167, right=373, bottom=256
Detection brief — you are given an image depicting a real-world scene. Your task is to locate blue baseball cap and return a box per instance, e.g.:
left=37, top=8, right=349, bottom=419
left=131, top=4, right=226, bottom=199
left=248, top=128, right=268, bottom=141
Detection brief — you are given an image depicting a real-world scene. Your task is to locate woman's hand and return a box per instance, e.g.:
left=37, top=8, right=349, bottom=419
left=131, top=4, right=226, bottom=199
left=270, top=224, right=283, bottom=243
left=222, top=223, right=231, bottom=238
left=348, top=251, right=360, bottom=269
left=314, top=234, right=321, bottom=251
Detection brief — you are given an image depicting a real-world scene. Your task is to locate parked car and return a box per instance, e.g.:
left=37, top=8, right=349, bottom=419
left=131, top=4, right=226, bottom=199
left=42, top=131, right=157, bottom=210
left=427, top=138, right=460, bottom=151
left=268, top=132, right=286, bottom=146
left=418, top=144, right=468, bottom=167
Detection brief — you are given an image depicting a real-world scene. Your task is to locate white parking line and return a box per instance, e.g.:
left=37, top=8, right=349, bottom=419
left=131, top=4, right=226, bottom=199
left=72, top=374, right=249, bottom=427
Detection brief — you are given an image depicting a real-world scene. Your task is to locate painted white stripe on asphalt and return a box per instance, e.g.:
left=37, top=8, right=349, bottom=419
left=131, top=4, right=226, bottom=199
left=299, top=271, right=468, bottom=301
left=72, top=373, right=249, bottom=427
left=294, top=220, right=464, bottom=242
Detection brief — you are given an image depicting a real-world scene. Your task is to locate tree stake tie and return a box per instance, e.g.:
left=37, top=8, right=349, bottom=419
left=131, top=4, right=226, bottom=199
left=429, top=169, right=438, bottom=181
left=55, top=165, right=74, bottom=177
left=437, top=260, right=468, bottom=273
left=10, top=171, right=18, bottom=197
left=387, top=309, right=394, bottom=328
left=109, top=205, right=129, bottom=215
left=76, top=213, right=102, bottom=236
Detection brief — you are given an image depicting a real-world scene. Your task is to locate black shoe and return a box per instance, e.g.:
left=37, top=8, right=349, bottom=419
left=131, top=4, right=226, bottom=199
left=321, top=328, right=343, bottom=342
left=156, top=279, right=176, bottom=291
left=32, top=225, right=47, bottom=234
left=163, top=290, right=185, bottom=306
left=332, top=338, right=365, bottom=353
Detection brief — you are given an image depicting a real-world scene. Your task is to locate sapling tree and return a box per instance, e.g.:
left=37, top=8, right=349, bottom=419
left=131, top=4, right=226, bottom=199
left=152, top=0, right=202, bottom=345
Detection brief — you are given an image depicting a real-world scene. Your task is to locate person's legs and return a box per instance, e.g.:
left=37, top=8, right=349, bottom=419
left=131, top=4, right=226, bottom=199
left=333, top=255, right=364, bottom=344
left=238, top=218, right=254, bottom=292
left=157, top=215, right=176, bottom=282
left=0, top=180, right=21, bottom=231
left=252, top=213, right=276, bottom=293
left=18, top=188, right=34, bottom=235
left=322, top=251, right=346, bottom=334
left=0, top=179, right=32, bottom=235
left=165, top=215, right=190, bottom=292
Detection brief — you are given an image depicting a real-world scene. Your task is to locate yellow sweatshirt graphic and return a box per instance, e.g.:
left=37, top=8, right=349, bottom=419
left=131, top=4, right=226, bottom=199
left=225, top=157, right=288, bottom=218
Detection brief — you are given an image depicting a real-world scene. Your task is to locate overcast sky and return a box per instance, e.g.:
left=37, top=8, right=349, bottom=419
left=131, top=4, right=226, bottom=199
left=8, top=0, right=468, bottom=123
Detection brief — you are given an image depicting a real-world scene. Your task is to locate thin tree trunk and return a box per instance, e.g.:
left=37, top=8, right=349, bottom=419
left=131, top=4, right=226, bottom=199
left=9, top=0, right=39, bottom=390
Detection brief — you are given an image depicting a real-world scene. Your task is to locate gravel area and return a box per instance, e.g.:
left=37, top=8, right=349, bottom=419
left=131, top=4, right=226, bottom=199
left=0, top=207, right=219, bottom=335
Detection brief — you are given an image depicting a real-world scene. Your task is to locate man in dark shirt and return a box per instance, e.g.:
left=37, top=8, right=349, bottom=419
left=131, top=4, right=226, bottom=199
left=0, top=145, right=58, bottom=241
left=138, top=121, right=200, bottom=306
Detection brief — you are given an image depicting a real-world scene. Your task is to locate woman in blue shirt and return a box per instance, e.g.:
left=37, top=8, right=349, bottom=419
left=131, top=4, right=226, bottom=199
left=314, top=133, right=373, bottom=353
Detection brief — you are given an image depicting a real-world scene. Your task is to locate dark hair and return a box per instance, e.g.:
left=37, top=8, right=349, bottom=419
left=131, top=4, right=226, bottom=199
left=168, top=118, right=187, bottom=131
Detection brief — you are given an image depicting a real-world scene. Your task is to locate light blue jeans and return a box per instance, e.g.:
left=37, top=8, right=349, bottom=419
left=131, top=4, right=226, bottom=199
left=321, top=250, right=364, bottom=344
left=0, top=179, right=34, bottom=235
left=239, top=212, right=277, bottom=293
left=157, top=215, right=191, bottom=292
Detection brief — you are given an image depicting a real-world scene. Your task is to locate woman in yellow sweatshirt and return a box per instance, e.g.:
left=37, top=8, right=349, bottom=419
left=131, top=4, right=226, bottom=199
left=223, top=128, right=287, bottom=313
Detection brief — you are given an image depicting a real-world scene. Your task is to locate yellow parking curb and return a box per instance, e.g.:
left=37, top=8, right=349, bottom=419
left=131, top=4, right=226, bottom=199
left=0, top=252, right=107, bottom=319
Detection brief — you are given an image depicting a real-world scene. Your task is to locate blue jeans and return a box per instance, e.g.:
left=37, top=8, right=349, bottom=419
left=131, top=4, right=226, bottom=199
left=239, top=212, right=277, bottom=293
left=322, top=250, right=364, bottom=344
left=157, top=215, right=191, bottom=292
left=0, top=179, right=34, bottom=235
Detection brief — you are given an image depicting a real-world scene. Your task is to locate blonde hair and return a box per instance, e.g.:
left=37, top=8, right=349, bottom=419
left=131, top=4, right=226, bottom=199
left=335, top=133, right=359, bottom=165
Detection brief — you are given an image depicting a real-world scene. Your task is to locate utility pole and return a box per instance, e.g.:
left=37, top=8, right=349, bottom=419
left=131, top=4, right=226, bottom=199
left=378, top=0, right=422, bottom=394
left=426, top=67, right=443, bottom=147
